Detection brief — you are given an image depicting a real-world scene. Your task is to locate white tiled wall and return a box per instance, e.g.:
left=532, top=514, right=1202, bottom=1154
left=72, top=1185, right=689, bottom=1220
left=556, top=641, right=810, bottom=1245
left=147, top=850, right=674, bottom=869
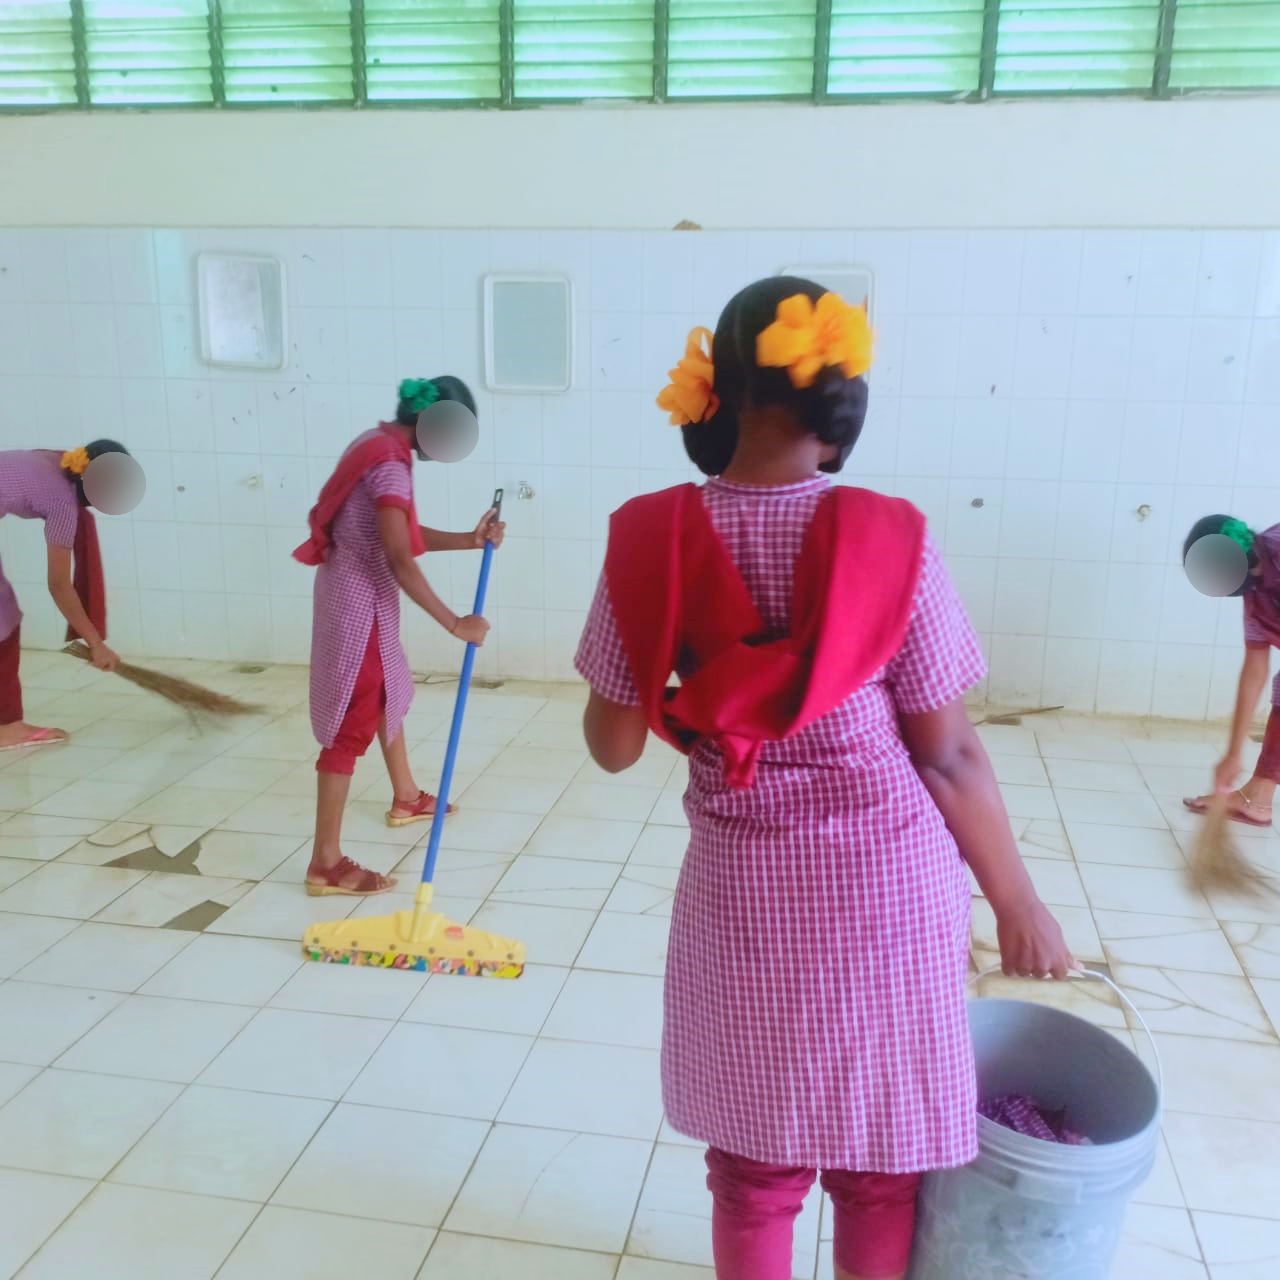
left=1, top=226, right=1278, bottom=720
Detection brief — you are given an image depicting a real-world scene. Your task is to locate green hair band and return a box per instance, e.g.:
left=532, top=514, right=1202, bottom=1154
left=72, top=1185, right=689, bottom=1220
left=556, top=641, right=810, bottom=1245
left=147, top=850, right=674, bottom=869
left=398, top=378, right=439, bottom=413
left=1222, top=517, right=1255, bottom=554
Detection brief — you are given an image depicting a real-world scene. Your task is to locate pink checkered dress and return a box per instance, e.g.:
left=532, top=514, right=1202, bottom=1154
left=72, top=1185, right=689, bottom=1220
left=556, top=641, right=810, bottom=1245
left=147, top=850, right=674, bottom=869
left=0, top=450, right=81, bottom=643
left=576, top=475, right=985, bottom=1172
left=309, top=430, right=417, bottom=750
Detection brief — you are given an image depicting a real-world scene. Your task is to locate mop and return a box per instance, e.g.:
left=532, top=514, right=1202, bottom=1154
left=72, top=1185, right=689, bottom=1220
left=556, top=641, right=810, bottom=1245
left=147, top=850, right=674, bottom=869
left=302, top=496, right=526, bottom=977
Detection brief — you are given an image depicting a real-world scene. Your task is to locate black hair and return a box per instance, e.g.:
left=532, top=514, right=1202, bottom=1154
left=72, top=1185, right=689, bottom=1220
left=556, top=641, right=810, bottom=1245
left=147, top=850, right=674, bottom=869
left=67, top=439, right=130, bottom=507
left=395, top=375, right=477, bottom=427
left=680, top=276, right=869, bottom=478
left=1184, top=513, right=1256, bottom=597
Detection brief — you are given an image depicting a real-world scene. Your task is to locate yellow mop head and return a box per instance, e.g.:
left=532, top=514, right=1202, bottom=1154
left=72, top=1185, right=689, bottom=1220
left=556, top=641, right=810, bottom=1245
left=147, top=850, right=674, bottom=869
left=304, top=884, right=525, bottom=977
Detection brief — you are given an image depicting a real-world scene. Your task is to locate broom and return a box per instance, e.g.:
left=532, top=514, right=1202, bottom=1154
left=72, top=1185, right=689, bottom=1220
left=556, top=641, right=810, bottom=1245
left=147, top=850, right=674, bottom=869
left=63, top=642, right=263, bottom=716
left=302, top=491, right=525, bottom=978
left=1186, top=793, right=1279, bottom=903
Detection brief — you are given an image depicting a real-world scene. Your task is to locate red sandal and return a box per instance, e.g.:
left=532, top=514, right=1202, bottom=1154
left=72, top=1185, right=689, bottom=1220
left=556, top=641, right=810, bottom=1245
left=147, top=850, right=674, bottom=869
left=305, top=855, right=398, bottom=898
left=385, top=790, right=456, bottom=828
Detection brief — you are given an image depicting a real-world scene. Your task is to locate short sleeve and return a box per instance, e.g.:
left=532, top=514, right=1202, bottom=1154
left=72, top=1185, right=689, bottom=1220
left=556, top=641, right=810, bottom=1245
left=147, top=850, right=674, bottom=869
left=886, top=534, right=986, bottom=715
left=365, top=459, right=413, bottom=509
left=1243, top=595, right=1271, bottom=649
left=575, top=574, right=641, bottom=707
left=41, top=492, right=79, bottom=549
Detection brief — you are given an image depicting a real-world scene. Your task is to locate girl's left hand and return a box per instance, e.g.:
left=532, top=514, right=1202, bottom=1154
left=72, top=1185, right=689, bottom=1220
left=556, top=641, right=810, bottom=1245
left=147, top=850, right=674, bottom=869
left=995, top=895, right=1075, bottom=981
left=472, top=509, right=505, bottom=549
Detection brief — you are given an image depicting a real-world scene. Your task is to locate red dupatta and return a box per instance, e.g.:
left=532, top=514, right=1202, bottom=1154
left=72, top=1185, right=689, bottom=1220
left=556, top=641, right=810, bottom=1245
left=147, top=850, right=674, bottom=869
left=604, top=483, right=926, bottom=788
left=293, top=424, right=426, bottom=566
left=68, top=507, right=106, bottom=644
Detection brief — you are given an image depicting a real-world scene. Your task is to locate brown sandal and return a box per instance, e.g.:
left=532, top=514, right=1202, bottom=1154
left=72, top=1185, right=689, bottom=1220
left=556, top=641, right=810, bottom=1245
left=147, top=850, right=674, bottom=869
left=1182, top=790, right=1273, bottom=827
left=305, top=855, right=398, bottom=898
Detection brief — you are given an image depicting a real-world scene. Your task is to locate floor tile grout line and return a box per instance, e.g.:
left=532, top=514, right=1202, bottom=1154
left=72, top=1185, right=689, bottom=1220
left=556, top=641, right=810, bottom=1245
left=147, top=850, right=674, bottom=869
left=5, top=1168, right=99, bottom=1279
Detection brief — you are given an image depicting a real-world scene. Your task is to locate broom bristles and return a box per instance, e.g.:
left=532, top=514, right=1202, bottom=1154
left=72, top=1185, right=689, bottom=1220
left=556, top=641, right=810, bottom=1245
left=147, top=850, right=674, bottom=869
left=63, top=643, right=263, bottom=717
left=1187, top=794, right=1279, bottom=903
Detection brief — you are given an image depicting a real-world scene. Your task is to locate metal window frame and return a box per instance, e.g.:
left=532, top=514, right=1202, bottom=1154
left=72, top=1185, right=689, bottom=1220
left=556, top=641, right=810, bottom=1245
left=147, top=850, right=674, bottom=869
left=7, top=0, right=1280, bottom=115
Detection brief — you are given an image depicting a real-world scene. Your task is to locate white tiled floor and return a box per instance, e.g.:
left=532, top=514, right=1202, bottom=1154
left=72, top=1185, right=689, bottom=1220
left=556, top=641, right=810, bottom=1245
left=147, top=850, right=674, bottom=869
left=0, top=649, right=1278, bottom=1278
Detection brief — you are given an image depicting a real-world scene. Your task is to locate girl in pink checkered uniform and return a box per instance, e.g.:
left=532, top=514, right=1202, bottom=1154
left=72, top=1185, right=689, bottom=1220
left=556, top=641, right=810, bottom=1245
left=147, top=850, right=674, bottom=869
left=575, top=278, right=1072, bottom=1280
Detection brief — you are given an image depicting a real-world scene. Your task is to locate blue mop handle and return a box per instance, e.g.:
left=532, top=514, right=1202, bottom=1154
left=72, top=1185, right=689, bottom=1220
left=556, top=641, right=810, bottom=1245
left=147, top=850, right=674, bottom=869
left=419, top=510, right=500, bottom=887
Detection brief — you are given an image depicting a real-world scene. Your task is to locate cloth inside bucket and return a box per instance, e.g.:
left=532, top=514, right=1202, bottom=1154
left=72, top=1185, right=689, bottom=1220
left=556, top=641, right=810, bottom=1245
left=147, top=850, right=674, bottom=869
left=979, top=1095, right=1092, bottom=1145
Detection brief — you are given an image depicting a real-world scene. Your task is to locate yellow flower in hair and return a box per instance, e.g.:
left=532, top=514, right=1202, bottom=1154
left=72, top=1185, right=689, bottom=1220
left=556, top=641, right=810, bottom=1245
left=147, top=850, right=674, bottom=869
left=756, top=292, right=874, bottom=389
left=657, top=327, right=720, bottom=426
left=60, top=447, right=91, bottom=477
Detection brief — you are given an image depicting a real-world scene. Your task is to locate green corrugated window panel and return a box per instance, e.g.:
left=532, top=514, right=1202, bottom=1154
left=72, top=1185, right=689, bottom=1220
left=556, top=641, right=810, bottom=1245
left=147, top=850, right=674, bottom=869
left=1171, top=1, right=1280, bottom=89
left=222, top=0, right=355, bottom=103
left=827, top=0, right=985, bottom=95
left=365, top=0, right=501, bottom=102
left=0, top=1, right=77, bottom=106
left=995, top=0, right=1161, bottom=91
left=514, top=0, right=655, bottom=100
left=82, top=1, right=212, bottom=105
left=668, top=1, right=819, bottom=98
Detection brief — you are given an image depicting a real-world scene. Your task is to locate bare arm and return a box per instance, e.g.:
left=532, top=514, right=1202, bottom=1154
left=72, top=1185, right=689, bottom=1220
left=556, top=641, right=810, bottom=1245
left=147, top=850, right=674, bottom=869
left=46, top=543, right=122, bottom=671
left=378, top=506, right=488, bottom=645
left=419, top=509, right=506, bottom=554
left=419, top=528, right=474, bottom=553
left=1218, top=645, right=1272, bottom=789
left=584, top=689, right=649, bottom=774
left=900, top=697, right=1073, bottom=979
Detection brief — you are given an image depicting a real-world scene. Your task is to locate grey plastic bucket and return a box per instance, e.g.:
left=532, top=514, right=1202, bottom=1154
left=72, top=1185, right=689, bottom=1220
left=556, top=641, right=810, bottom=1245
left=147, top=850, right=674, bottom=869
left=907, top=983, right=1161, bottom=1280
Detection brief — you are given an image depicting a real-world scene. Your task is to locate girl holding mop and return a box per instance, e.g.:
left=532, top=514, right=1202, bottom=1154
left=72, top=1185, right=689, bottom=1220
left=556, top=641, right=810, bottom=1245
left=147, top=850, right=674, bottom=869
left=0, top=441, right=128, bottom=751
left=575, top=278, right=1072, bottom=1280
left=1182, top=514, right=1280, bottom=826
left=295, top=377, right=503, bottom=898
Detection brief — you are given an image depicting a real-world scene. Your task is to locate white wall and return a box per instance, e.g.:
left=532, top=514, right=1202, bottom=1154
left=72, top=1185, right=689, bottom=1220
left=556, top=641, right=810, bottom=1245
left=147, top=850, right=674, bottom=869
left=1, top=100, right=1277, bottom=718
left=2, top=99, right=1280, bottom=230
left=1, top=221, right=1277, bottom=720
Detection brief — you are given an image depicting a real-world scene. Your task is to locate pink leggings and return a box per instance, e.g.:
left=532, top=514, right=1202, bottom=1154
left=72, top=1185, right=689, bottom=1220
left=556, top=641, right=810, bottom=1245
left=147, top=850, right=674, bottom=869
left=706, top=1148, right=921, bottom=1280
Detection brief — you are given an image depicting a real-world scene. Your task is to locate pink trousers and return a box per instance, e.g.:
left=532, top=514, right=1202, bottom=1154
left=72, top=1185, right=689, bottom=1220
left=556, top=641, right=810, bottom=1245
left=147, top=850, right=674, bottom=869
left=1256, top=702, right=1280, bottom=783
left=706, top=1148, right=921, bottom=1280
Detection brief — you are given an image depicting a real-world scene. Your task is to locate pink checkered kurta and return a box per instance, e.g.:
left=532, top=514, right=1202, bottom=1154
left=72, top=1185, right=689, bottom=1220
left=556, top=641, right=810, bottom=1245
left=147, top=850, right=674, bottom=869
left=0, top=450, right=81, bottom=643
left=576, top=475, right=985, bottom=1173
left=309, top=430, right=417, bottom=750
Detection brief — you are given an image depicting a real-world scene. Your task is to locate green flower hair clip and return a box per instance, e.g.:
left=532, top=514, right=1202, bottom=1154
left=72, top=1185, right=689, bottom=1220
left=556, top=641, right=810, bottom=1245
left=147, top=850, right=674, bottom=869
left=1221, top=517, right=1255, bottom=554
left=398, top=377, right=440, bottom=413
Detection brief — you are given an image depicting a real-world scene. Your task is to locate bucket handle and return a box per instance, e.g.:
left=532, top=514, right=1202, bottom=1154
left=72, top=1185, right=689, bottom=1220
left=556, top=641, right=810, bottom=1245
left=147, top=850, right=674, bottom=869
left=970, top=966, right=1164, bottom=1102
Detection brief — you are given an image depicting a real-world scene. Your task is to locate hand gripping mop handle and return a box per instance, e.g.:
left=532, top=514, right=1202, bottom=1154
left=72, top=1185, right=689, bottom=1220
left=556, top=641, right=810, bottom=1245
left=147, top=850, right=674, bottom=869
left=419, top=490, right=502, bottom=893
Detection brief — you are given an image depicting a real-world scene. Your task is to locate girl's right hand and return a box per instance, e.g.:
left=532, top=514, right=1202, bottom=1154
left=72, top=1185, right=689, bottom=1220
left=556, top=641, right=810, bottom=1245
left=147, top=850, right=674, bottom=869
left=1213, top=753, right=1242, bottom=794
left=89, top=642, right=121, bottom=672
left=452, top=614, right=490, bottom=646
left=995, top=896, right=1075, bottom=981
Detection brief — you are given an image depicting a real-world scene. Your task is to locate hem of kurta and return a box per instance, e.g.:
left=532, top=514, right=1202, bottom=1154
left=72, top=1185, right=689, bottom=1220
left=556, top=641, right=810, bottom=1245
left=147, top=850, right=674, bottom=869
left=661, top=1115, right=980, bottom=1176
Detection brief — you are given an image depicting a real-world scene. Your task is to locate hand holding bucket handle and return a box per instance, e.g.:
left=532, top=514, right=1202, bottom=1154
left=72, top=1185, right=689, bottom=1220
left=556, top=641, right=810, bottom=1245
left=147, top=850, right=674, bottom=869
left=970, top=966, right=1164, bottom=1101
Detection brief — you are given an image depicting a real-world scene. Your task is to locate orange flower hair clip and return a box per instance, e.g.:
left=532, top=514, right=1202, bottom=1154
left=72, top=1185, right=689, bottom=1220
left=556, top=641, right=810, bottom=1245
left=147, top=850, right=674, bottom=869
left=60, top=446, right=91, bottom=477
left=756, top=292, right=874, bottom=388
left=657, top=327, right=719, bottom=427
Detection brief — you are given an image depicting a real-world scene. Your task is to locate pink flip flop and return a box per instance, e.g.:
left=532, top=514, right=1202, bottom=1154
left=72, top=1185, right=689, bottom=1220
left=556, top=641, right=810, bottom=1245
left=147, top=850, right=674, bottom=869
left=1182, top=791, right=1273, bottom=827
left=0, top=726, right=68, bottom=753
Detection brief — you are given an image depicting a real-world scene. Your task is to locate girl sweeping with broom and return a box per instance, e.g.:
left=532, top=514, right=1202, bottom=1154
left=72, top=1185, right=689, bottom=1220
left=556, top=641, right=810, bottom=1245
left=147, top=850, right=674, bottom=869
left=295, top=377, right=503, bottom=898
left=0, top=441, right=129, bottom=751
left=575, top=278, right=1072, bottom=1280
left=1183, top=514, right=1280, bottom=829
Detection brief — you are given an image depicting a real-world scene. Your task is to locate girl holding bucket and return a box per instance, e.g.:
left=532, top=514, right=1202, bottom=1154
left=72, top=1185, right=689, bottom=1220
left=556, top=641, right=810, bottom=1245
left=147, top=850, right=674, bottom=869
left=575, top=278, right=1072, bottom=1280
left=1183, top=513, right=1280, bottom=826
left=0, top=441, right=132, bottom=751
